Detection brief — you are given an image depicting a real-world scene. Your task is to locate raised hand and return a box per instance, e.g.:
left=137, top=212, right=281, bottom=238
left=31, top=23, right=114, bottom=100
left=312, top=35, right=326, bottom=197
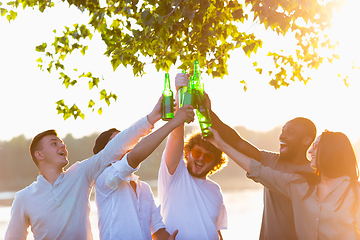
left=203, top=91, right=212, bottom=111
left=147, top=95, right=164, bottom=125
left=206, top=127, right=226, bottom=150
left=175, top=72, right=189, bottom=91
left=172, top=104, right=195, bottom=125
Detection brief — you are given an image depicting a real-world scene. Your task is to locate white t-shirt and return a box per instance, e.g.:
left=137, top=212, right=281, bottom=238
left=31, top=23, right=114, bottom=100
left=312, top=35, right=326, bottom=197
left=95, top=153, right=166, bottom=240
left=158, top=153, right=227, bottom=240
left=5, top=116, right=153, bottom=240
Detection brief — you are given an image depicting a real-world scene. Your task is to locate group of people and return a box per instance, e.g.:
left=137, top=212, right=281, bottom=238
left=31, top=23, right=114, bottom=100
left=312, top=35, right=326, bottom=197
left=4, top=72, right=360, bottom=240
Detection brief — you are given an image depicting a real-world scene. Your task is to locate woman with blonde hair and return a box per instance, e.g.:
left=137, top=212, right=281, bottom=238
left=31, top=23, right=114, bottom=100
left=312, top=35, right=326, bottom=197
left=208, top=129, right=360, bottom=240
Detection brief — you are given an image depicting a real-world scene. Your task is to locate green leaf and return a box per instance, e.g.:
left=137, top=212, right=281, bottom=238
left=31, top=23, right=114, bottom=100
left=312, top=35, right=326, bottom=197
left=1, top=8, right=7, bottom=17
left=89, top=78, right=98, bottom=89
left=100, top=89, right=106, bottom=100
left=256, top=68, right=262, bottom=74
left=8, top=10, right=17, bottom=22
left=111, top=58, right=121, bottom=71
left=88, top=100, right=95, bottom=108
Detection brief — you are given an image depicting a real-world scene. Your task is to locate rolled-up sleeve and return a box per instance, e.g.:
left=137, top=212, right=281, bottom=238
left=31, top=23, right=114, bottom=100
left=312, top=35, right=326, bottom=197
left=96, top=154, right=139, bottom=196
left=247, top=159, right=295, bottom=199
left=111, top=154, right=139, bottom=181
left=150, top=205, right=166, bottom=235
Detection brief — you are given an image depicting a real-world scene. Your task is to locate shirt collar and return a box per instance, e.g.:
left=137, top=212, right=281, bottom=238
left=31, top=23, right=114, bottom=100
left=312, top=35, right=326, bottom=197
left=37, top=172, right=64, bottom=187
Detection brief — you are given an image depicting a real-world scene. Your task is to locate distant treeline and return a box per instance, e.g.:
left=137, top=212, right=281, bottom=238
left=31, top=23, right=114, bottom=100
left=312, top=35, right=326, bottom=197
left=1, top=125, right=360, bottom=193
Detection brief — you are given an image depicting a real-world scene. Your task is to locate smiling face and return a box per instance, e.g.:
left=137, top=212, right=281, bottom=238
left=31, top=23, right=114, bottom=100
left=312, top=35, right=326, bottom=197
left=37, top=135, right=69, bottom=170
left=278, top=121, right=308, bottom=161
left=308, top=135, right=321, bottom=169
left=186, top=145, right=216, bottom=179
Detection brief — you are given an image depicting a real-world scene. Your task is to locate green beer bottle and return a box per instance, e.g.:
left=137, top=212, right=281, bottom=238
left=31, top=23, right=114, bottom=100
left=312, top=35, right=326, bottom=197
left=196, top=95, right=213, bottom=138
left=181, top=75, right=196, bottom=109
left=161, top=73, right=174, bottom=121
left=193, top=61, right=213, bottom=138
left=178, top=70, right=188, bottom=108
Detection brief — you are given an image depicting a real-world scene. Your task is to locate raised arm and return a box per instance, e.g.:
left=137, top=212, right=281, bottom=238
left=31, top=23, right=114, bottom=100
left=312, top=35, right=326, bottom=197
left=87, top=96, right=163, bottom=183
left=208, top=127, right=294, bottom=198
left=127, top=100, right=195, bottom=169
left=204, top=92, right=262, bottom=161
left=208, top=127, right=252, bottom=172
left=163, top=72, right=190, bottom=174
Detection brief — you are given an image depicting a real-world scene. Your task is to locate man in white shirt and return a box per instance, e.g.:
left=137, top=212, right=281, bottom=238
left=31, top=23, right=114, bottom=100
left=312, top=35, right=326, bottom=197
left=94, top=98, right=195, bottom=240
left=158, top=73, right=228, bottom=240
left=5, top=98, right=163, bottom=240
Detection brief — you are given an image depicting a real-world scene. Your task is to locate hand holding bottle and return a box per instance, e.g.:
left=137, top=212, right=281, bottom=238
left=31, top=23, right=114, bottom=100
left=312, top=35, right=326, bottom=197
left=206, top=127, right=226, bottom=150
left=175, top=72, right=189, bottom=91
left=172, top=104, right=195, bottom=125
left=147, top=95, right=163, bottom=125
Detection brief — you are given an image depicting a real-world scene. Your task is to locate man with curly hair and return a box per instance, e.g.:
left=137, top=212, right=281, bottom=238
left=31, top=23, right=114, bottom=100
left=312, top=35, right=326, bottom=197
left=158, top=72, right=228, bottom=240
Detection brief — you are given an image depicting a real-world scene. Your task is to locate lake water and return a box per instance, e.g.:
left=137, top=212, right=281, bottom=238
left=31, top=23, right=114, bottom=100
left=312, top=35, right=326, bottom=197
left=0, top=188, right=264, bottom=240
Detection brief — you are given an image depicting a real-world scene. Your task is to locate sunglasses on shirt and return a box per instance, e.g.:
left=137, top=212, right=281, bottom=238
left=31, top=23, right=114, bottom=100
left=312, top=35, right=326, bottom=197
left=191, top=148, right=215, bottom=163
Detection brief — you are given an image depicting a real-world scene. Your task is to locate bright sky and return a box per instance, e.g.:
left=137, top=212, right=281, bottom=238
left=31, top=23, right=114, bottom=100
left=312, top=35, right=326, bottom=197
left=0, top=0, right=359, bottom=143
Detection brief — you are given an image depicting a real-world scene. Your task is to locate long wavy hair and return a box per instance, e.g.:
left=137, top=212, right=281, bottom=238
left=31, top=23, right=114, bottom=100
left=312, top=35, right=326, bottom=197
left=297, top=130, right=359, bottom=211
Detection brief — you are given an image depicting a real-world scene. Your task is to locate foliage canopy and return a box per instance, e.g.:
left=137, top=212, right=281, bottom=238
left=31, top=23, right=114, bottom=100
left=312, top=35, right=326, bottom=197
left=0, top=0, right=341, bottom=119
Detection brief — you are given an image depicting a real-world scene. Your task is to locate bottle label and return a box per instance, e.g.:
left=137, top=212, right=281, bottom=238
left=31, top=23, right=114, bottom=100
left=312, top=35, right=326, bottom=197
left=162, top=95, right=174, bottom=121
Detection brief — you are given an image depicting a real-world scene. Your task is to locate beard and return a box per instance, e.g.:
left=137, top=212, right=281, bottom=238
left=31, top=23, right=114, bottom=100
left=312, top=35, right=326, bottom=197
left=278, top=146, right=298, bottom=162
left=186, top=162, right=209, bottom=179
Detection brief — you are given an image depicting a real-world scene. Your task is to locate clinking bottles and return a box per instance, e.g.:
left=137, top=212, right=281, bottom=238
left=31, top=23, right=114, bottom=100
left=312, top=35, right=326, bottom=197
left=161, top=73, right=174, bottom=121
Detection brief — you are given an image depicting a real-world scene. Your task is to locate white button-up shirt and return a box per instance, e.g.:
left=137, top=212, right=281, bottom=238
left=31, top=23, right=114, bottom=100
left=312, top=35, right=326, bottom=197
left=5, top=116, right=153, bottom=240
left=95, top=153, right=165, bottom=240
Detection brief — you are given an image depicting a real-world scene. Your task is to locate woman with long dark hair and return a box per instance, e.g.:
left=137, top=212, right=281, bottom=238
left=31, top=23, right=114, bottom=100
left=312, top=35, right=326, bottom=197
left=208, top=129, right=360, bottom=239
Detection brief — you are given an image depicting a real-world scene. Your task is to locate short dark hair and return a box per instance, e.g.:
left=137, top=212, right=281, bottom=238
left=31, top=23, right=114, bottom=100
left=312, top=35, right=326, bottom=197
left=29, top=129, right=58, bottom=166
left=93, top=128, right=120, bottom=154
left=288, top=117, right=317, bottom=145
left=184, top=132, right=227, bottom=176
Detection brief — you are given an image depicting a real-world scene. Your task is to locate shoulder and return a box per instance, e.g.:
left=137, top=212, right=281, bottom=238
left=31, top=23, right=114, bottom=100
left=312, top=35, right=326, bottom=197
left=203, top=178, right=223, bottom=195
left=138, top=180, right=152, bottom=189
left=65, top=160, right=86, bottom=174
left=14, top=188, right=29, bottom=199
left=260, top=150, right=279, bottom=166
left=12, top=182, right=36, bottom=205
